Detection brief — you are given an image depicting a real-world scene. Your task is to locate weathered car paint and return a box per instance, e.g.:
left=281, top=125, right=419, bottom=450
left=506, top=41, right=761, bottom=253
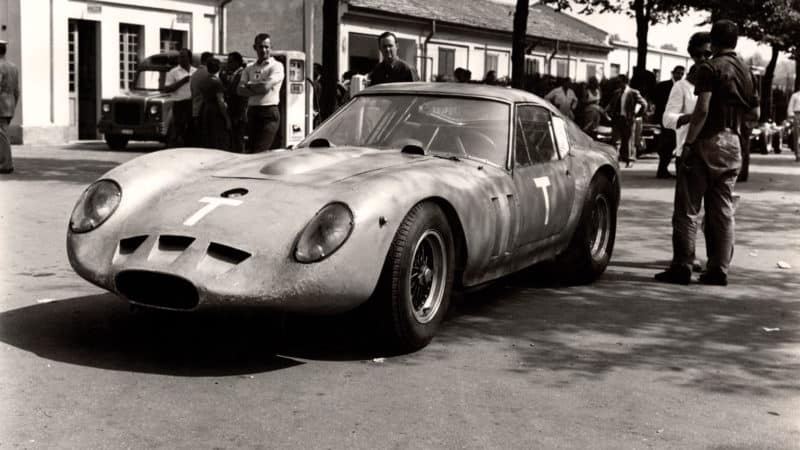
left=69, top=84, right=620, bottom=314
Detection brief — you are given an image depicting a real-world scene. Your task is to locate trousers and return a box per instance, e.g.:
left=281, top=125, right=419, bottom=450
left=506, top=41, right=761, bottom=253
left=246, top=105, right=280, bottom=153
left=0, top=118, right=12, bottom=171
left=671, top=128, right=741, bottom=274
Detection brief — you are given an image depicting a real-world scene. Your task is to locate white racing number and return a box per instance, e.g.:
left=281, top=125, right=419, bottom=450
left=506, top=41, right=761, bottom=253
left=533, top=176, right=551, bottom=226
left=183, top=197, right=243, bottom=226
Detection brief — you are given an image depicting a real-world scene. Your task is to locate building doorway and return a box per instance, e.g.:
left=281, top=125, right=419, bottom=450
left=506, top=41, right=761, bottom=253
left=68, top=19, right=100, bottom=140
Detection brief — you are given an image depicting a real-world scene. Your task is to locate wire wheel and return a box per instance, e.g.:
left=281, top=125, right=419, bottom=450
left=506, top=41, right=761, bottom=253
left=408, top=230, right=447, bottom=324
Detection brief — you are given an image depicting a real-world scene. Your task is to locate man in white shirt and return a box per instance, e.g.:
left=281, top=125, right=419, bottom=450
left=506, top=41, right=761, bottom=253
left=544, top=78, right=578, bottom=120
left=164, top=48, right=197, bottom=147
left=237, top=33, right=285, bottom=152
left=786, top=88, right=800, bottom=161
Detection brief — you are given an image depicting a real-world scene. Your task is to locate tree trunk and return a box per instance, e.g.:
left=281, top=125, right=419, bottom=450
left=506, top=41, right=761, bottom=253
left=512, top=0, right=530, bottom=90
left=634, top=0, right=649, bottom=79
left=795, top=51, right=800, bottom=92
left=761, top=45, right=779, bottom=122
left=320, top=0, right=339, bottom=121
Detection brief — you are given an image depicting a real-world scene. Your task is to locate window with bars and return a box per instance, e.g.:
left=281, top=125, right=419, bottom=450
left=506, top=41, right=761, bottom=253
left=556, top=60, right=568, bottom=77
left=585, top=63, right=597, bottom=81
left=68, top=22, right=77, bottom=93
left=525, top=57, right=540, bottom=75
left=437, top=48, right=455, bottom=79
left=160, top=28, right=187, bottom=53
left=119, top=24, right=143, bottom=90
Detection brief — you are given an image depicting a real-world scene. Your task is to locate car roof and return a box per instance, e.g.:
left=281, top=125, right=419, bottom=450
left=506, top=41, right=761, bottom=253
left=356, top=82, right=551, bottom=106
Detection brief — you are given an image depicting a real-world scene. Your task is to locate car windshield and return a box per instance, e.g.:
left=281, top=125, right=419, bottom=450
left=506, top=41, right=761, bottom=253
left=132, top=70, right=167, bottom=91
left=298, top=94, right=511, bottom=167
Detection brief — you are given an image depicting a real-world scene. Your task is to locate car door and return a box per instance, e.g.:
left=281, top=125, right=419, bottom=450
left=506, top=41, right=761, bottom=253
left=512, top=104, right=576, bottom=246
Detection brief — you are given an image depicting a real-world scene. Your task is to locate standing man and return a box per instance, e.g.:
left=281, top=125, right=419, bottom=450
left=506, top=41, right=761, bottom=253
left=607, top=74, right=648, bottom=168
left=786, top=87, right=800, bottom=162
left=0, top=39, right=19, bottom=174
left=655, top=20, right=758, bottom=286
left=223, top=51, right=247, bottom=153
left=164, top=48, right=196, bottom=147
left=653, top=65, right=685, bottom=178
left=190, top=51, right=213, bottom=146
left=544, top=77, right=578, bottom=120
left=238, top=33, right=285, bottom=152
left=368, top=32, right=419, bottom=86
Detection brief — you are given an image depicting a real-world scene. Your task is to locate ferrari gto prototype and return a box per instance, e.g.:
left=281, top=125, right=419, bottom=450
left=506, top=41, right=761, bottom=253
left=68, top=83, right=620, bottom=351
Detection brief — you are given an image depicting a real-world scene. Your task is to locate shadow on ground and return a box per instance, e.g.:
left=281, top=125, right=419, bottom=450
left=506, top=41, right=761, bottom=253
left=0, top=157, right=122, bottom=184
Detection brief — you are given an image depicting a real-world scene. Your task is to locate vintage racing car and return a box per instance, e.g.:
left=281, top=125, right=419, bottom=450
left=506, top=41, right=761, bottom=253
left=68, top=83, right=620, bottom=351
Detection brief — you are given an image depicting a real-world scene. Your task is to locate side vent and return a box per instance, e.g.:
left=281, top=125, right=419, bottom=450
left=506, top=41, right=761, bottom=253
left=119, top=235, right=148, bottom=255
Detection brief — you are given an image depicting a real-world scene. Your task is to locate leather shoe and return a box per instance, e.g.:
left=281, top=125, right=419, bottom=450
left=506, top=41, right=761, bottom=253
left=654, top=267, right=691, bottom=285
left=698, top=270, right=727, bottom=286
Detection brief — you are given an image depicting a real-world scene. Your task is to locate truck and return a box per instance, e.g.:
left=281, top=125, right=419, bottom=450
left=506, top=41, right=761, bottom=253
left=98, top=50, right=308, bottom=150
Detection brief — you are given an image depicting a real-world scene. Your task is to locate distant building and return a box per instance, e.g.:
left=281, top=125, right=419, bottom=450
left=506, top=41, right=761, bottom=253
left=608, top=39, right=691, bottom=82
left=226, top=0, right=612, bottom=84
left=1, top=0, right=221, bottom=144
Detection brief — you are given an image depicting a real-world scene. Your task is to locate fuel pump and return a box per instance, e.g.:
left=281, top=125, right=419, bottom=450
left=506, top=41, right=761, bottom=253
left=271, top=51, right=307, bottom=148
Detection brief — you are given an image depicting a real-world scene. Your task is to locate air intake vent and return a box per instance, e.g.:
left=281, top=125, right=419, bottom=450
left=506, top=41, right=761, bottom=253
left=158, top=235, right=195, bottom=252
left=207, top=243, right=251, bottom=265
left=115, top=270, right=199, bottom=310
left=119, top=235, right=148, bottom=255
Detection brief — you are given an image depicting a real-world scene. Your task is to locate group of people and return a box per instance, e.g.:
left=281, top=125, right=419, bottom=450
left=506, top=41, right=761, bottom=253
left=165, top=32, right=285, bottom=153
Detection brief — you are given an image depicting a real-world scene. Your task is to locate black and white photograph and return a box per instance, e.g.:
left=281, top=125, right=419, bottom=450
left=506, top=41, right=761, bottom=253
left=1, top=0, right=798, bottom=448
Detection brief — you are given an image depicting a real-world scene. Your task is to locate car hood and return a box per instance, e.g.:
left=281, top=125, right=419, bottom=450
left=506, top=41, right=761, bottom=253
left=212, top=147, right=430, bottom=185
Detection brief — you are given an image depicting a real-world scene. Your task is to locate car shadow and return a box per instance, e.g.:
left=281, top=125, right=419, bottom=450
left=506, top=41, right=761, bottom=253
left=0, top=157, right=122, bottom=184
left=61, top=140, right=166, bottom=152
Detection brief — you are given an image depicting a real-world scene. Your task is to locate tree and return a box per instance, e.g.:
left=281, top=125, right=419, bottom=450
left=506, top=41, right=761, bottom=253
left=541, top=0, right=691, bottom=87
left=512, top=0, right=530, bottom=89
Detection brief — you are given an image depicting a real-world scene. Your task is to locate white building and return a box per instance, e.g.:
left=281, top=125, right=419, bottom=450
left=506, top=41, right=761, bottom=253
left=608, top=39, right=691, bottom=82
left=0, top=0, right=222, bottom=144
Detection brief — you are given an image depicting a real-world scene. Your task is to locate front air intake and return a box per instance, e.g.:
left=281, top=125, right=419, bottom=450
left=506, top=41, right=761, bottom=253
left=115, top=270, right=199, bottom=310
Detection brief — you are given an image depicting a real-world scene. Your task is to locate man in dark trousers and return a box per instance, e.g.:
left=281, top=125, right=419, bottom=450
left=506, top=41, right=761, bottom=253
left=607, top=74, right=648, bottom=168
left=368, top=31, right=419, bottom=86
left=653, top=65, right=685, bottom=178
left=237, top=33, right=285, bottom=152
left=0, top=39, right=20, bottom=174
left=223, top=51, right=247, bottom=152
left=655, top=20, right=758, bottom=286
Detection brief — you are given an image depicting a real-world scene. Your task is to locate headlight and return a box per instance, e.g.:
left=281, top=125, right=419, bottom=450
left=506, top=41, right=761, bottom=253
left=69, top=180, right=122, bottom=233
left=294, top=202, right=354, bottom=263
left=149, top=104, right=160, bottom=116
left=102, top=103, right=111, bottom=113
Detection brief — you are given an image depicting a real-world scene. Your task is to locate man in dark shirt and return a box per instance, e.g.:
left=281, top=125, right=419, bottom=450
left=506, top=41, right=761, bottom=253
left=655, top=20, right=758, bottom=286
left=368, top=31, right=419, bottom=86
left=653, top=65, right=685, bottom=178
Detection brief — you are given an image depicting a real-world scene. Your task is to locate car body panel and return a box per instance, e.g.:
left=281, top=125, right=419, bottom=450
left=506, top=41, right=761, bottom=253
left=70, top=84, right=619, bottom=314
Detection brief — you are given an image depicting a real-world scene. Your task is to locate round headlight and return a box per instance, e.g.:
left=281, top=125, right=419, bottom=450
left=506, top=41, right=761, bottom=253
left=69, top=180, right=122, bottom=233
left=102, top=103, right=111, bottom=113
left=149, top=104, right=160, bottom=115
left=294, top=203, right=354, bottom=263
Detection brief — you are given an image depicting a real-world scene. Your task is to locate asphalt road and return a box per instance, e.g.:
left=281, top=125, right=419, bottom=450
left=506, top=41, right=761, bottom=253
left=1, top=142, right=799, bottom=449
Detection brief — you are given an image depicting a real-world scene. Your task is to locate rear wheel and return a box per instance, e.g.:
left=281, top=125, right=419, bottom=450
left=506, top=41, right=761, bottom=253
left=557, top=173, right=617, bottom=284
left=378, top=202, right=455, bottom=352
left=105, top=134, right=129, bottom=150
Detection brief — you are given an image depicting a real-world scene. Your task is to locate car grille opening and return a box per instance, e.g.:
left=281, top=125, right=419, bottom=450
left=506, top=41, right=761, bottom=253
left=207, top=242, right=251, bottom=265
left=114, top=102, right=142, bottom=126
left=115, top=270, right=199, bottom=310
left=158, top=235, right=195, bottom=252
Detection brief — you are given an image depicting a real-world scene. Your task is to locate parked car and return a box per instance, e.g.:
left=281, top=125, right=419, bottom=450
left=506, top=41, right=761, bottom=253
left=69, top=83, right=620, bottom=351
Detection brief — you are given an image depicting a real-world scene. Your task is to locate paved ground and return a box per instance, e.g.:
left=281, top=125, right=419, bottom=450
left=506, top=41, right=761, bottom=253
left=1, top=143, right=799, bottom=449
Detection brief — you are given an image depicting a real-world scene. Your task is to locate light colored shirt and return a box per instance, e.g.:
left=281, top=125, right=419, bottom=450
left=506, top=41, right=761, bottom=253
left=544, top=87, right=578, bottom=119
left=663, top=78, right=696, bottom=156
left=787, top=91, right=800, bottom=117
left=165, top=65, right=196, bottom=101
left=239, top=57, right=285, bottom=106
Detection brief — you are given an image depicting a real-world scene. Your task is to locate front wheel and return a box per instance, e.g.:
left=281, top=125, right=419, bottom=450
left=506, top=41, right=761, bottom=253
left=557, top=173, right=618, bottom=284
left=378, top=202, right=455, bottom=352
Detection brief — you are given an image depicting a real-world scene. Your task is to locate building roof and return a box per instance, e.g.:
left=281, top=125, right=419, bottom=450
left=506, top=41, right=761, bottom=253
left=346, top=0, right=611, bottom=50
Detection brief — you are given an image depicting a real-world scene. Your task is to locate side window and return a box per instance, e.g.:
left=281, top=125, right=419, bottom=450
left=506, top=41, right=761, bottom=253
left=550, top=115, right=571, bottom=157
left=515, top=105, right=557, bottom=167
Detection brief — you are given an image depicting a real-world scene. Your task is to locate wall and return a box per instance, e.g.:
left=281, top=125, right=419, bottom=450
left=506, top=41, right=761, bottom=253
left=609, top=42, right=691, bottom=81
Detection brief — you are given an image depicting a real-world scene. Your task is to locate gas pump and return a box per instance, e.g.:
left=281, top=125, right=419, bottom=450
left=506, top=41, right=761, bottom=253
left=271, top=50, right=307, bottom=148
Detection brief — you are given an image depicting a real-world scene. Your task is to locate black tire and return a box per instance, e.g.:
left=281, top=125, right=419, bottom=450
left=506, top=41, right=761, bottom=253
left=378, top=202, right=455, bottom=352
left=557, top=173, right=618, bottom=284
left=105, top=134, right=129, bottom=150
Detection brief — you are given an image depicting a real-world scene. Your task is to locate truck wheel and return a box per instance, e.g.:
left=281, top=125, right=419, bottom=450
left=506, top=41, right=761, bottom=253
left=105, top=134, right=129, bottom=150
left=378, top=202, right=455, bottom=352
left=557, top=173, right=618, bottom=284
